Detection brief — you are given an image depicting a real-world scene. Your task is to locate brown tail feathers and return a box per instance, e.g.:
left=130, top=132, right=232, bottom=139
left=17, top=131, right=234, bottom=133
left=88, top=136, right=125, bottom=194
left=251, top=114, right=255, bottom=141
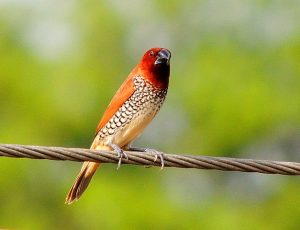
left=65, top=161, right=100, bottom=204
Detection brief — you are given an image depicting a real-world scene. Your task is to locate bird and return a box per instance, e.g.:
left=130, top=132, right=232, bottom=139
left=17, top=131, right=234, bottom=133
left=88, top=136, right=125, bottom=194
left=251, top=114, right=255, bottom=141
left=65, top=47, right=171, bottom=204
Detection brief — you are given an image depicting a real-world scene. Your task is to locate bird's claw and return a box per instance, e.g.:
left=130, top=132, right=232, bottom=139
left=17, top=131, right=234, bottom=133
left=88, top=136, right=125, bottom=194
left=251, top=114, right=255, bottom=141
left=109, top=143, right=128, bottom=170
left=116, top=149, right=128, bottom=170
left=148, top=148, right=164, bottom=170
left=129, top=147, right=164, bottom=169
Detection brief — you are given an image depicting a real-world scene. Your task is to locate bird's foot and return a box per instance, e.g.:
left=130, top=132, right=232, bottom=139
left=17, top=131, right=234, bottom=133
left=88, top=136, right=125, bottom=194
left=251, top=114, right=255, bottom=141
left=129, top=147, right=164, bottom=170
left=108, top=143, right=128, bottom=170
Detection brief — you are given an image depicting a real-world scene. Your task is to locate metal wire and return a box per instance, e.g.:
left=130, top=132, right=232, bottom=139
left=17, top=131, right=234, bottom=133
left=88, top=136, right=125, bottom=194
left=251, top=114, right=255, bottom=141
left=0, top=144, right=299, bottom=175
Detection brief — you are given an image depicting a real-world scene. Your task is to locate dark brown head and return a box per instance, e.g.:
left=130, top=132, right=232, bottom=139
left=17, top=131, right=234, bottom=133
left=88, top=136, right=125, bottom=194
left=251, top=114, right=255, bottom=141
left=137, top=47, right=171, bottom=89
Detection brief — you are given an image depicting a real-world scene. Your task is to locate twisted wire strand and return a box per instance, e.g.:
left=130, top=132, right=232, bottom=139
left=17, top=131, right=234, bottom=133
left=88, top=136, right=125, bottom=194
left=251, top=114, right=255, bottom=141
left=0, top=144, right=299, bottom=175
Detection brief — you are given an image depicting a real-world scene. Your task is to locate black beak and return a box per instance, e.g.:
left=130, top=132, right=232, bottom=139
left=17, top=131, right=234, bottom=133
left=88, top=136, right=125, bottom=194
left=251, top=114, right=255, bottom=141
left=155, top=49, right=171, bottom=65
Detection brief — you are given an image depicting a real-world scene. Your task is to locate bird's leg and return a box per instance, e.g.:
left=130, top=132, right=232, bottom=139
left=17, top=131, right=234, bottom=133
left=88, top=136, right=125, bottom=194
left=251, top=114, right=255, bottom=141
left=108, top=142, right=128, bottom=170
left=128, top=147, right=164, bottom=170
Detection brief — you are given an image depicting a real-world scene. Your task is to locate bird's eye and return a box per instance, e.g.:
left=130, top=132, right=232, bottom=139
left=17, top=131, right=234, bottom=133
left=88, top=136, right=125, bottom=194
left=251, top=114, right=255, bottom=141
left=149, top=50, right=155, bottom=57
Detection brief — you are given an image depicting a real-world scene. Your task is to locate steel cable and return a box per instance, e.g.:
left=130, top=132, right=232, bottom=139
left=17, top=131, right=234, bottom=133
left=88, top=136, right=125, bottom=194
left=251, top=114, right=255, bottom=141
left=0, top=144, right=299, bottom=175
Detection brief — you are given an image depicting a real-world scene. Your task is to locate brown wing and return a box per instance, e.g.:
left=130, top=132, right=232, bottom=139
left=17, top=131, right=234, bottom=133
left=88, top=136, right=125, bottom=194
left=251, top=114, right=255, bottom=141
left=95, top=75, right=136, bottom=134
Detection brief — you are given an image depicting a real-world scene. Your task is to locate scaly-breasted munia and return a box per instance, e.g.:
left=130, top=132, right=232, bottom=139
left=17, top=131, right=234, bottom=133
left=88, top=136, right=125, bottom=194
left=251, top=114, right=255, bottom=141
left=66, top=47, right=171, bottom=204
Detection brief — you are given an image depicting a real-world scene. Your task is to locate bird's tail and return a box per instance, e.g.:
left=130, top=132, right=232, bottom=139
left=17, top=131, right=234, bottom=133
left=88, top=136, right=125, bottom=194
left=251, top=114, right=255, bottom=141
left=65, top=161, right=100, bottom=204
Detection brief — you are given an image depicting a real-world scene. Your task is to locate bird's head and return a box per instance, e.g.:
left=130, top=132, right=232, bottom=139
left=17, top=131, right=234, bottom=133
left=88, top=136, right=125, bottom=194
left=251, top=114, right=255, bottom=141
left=137, top=47, right=171, bottom=89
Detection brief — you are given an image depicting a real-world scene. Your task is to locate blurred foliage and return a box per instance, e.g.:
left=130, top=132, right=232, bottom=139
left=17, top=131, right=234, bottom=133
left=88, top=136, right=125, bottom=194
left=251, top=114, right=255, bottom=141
left=1, top=0, right=300, bottom=229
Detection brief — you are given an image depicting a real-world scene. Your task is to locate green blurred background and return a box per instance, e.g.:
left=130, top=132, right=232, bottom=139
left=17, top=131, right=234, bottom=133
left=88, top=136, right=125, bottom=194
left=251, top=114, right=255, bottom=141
left=1, top=0, right=300, bottom=229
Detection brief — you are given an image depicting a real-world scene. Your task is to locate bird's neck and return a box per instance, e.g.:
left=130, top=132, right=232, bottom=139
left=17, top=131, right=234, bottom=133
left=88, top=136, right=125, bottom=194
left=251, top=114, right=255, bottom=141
left=135, top=65, right=170, bottom=90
